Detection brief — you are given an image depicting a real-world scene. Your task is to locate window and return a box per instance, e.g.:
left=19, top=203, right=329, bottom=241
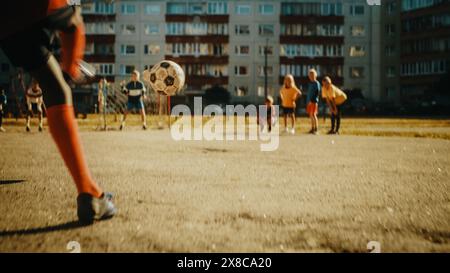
left=235, top=66, right=248, bottom=76
left=94, top=64, right=114, bottom=75
left=402, top=0, right=444, bottom=11
left=145, top=4, right=160, bottom=15
left=120, top=65, right=135, bottom=75
left=144, top=23, right=159, bottom=35
left=258, top=66, right=273, bottom=77
left=349, top=46, right=365, bottom=57
left=85, top=22, right=115, bottom=34
left=303, top=24, right=318, bottom=36
left=280, top=44, right=299, bottom=57
left=259, top=45, right=274, bottom=56
left=325, top=45, right=343, bottom=57
left=321, top=3, right=343, bottom=15
left=120, top=45, right=136, bottom=55
left=257, top=86, right=274, bottom=97
left=386, top=87, right=396, bottom=101
left=95, top=44, right=114, bottom=55
left=167, top=3, right=187, bottom=14
left=321, top=25, right=343, bottom=36
left=83, top=2, right=115, bottom=14
left=235, top=25, right=250, bottom=35
left=235, top=45, right=250, bottom=55
left=259, top=4, right=274, bottom=15
left=387, top=66, right=396, bottom=78
left=281, top=24, right=302, bottom=35
left=351, top=25, right=365, bottom=37
left=236, top=4, right=251, bottom=15
left=208, top=23, right=228, bottom=35
left=350, top=5, right=364, bottom=15
left=235, top=86, right=248, bottom=96
left=385, top=45, right=396, bottom=56
left=144, top=44, right=161, bottom=55
left=121, top=4, right=136, bottom=14
left=208, top=2, right=227, bottom=14
left=166, top=23, right=185, bottom=35
left=96, top=2, right=115, bottom=14
left=259, top=24, right=274, bottom=36
left=189, top=3, right=205, bottom=14
left=386, top=24, right=396, bottom=36
left=121, top=24, right=136, bottom=35
left=387, top=1, right=396, bottom=15
left=350, top=67, right=364, bottom=78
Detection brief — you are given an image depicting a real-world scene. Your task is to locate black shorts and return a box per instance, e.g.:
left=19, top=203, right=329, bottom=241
left=0, top=6, right=75, bottom=71
left=283, top=107, right=295, bottom=115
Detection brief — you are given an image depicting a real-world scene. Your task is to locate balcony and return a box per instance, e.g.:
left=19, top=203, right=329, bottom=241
left=280, top=35, right=344, bottom=44
left=186, top=75, right=229, bottom=86
left=166, top=15, right=229, bottom=23
left=166, top=35, right=228, bottom=44
left=85, top=54, right=115, bottom=63
left=401, top=1, right=450, bottom=19
left=165, top=55, right=228, bottom=65
left=280, top=56, right=344, bottom=65
left=280, top=15, right=344, bottom=25
left=86, top=35, right=115, bottom=44
left=82, top=14, right=116, bottom=23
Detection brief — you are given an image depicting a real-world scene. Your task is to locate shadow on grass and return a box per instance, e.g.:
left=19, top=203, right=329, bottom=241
left=0, top=180, right=26, bottom=185
left=0, top=221, right=89, bottom=237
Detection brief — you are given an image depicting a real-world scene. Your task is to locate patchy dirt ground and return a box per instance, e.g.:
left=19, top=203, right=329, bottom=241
left=0, top=124, right=449, bottom=252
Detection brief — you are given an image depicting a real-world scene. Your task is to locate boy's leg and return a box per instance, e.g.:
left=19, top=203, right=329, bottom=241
left=26, top=104, right=31, bottom=131
left=120, top=109, right=127, bottom=130
left=336, top=106, right=341, bottom=133
left=37, top=106, right=43, bottom=131
left=141, top=107, right=147, bottom=128
left=330, top=112, right=335, bottom=132
left=314, top=114, right=318, bottom=132
left=31, top=55, right=102, bottom=197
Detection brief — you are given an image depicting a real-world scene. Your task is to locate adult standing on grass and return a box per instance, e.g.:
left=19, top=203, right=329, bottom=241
left=0, top=0, right=116, bottom=223
left=321, top=76, right=347, bottom=135
left=119, top=70, right=148, bottom=131
left=0, top=88, right=6, bottom=132
left=306, top=69, right=321, bottom=135
left=280, top=74, right=302, bottom=135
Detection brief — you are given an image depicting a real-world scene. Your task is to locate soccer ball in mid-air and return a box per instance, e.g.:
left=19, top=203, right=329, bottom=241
left=144, top=60, right=185, bottom=96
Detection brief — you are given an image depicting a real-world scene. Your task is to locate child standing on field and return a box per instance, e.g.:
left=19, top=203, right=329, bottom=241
left=306, top=69, right=321, bottom=135
left=280, top=74, right=301, bottom=135
left=321, top=76, right=347, bottom=135
left=258, top=95, right=275, bottom=133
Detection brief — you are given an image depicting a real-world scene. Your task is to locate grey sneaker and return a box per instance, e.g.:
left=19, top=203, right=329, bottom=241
left=77, top=192, right=117, bottom=224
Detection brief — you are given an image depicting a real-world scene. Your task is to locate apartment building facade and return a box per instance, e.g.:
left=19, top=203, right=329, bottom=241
left=399, top=0, right=450, bottom=103
left=82, top=0, right=382, bottom=105
left=0, top=0, right=386, bottom=110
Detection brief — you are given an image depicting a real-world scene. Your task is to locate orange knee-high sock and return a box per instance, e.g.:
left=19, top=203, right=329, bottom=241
left=60, top=24, right=85, bottom=79
left=46, top=104, right=102, bottom=197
